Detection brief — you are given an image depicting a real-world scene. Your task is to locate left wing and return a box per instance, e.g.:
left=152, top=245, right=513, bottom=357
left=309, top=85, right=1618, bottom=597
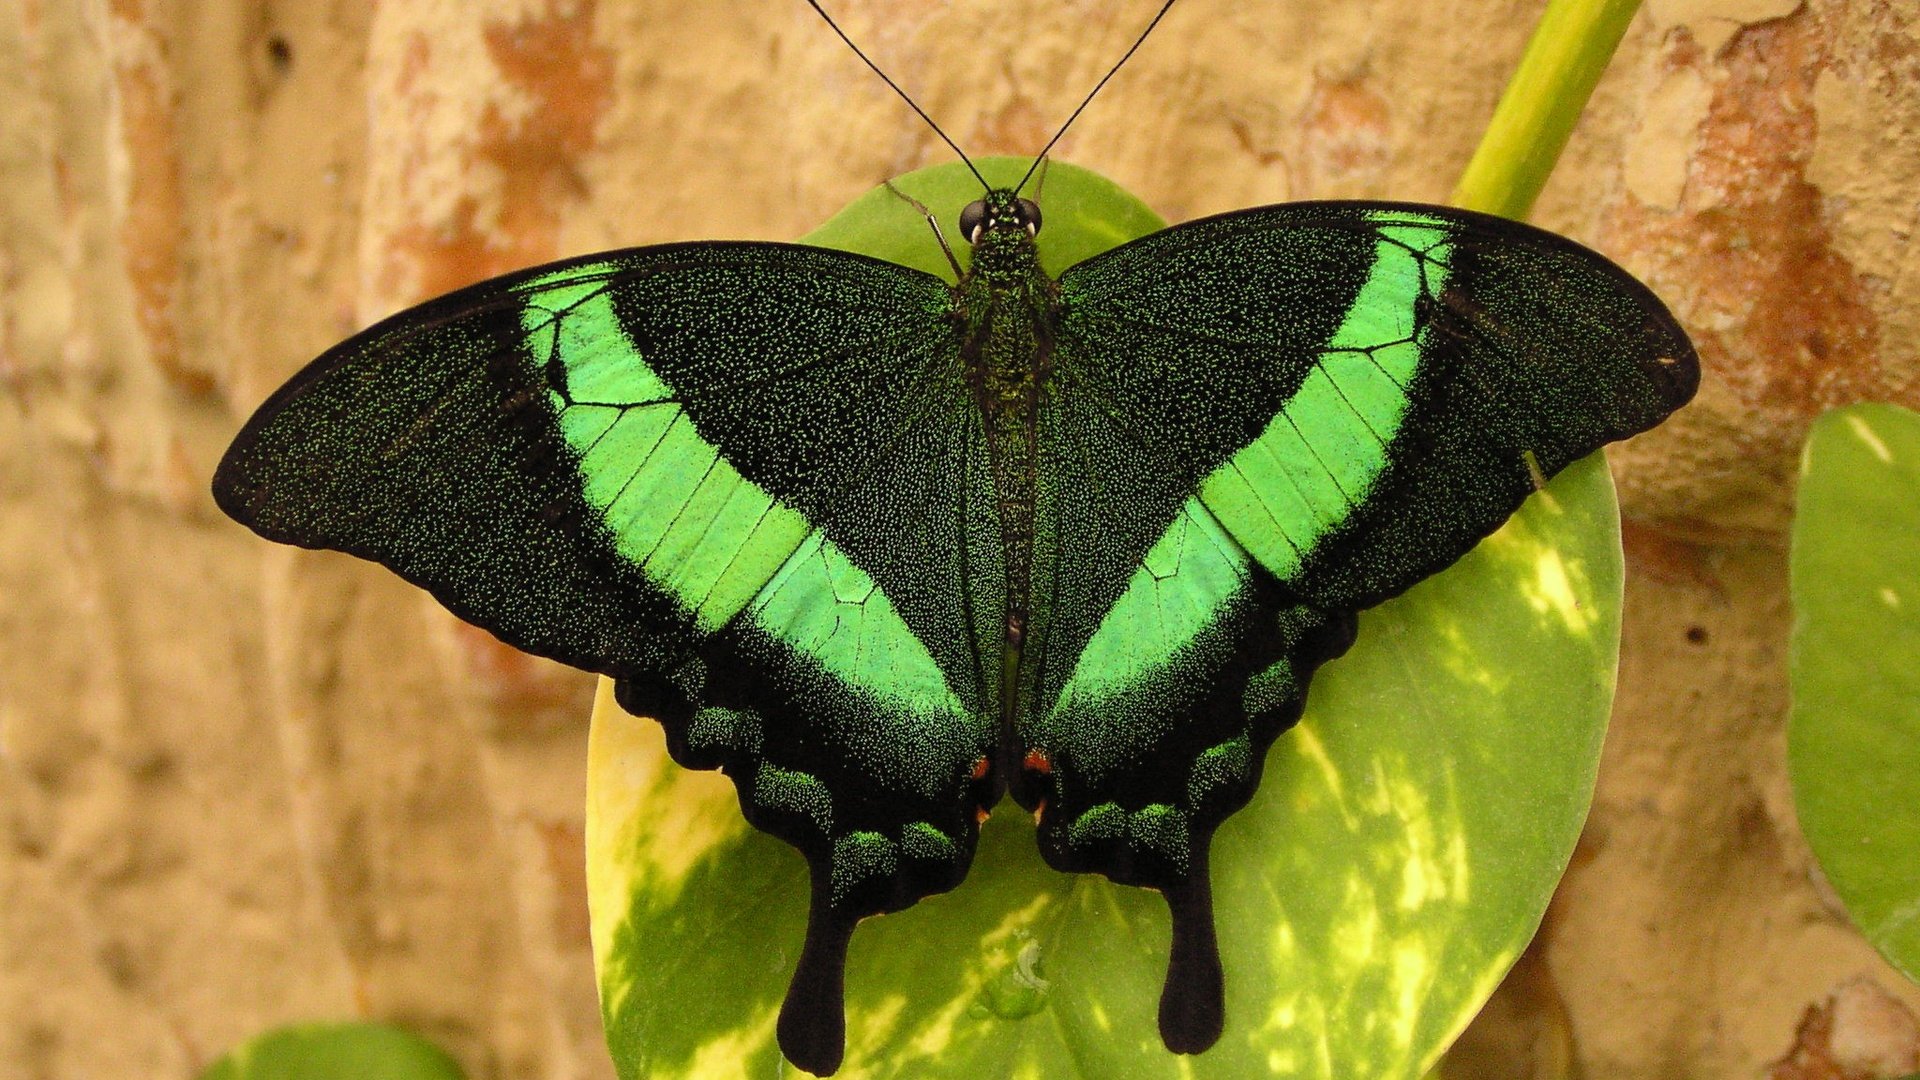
left=213, top=242, right=1002, bottom=1076
left=1017, top=202, right=1698, bottom=1050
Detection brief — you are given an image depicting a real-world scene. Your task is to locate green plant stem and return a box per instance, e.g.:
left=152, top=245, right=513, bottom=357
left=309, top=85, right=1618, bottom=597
left=1452, top=0, right=1645, bottom=218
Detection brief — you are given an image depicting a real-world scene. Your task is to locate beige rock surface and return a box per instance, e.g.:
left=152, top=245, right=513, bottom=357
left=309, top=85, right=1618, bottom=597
left=2, top=1, right=1916, bottom=1078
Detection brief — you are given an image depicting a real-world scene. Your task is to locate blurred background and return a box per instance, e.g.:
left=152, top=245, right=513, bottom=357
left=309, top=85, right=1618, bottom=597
left=2, top=0, right=1918, bottom=1076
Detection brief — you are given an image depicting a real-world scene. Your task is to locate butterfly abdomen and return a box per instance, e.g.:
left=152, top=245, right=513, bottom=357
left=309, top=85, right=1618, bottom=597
left=961, top=263, right=1056, bottom=714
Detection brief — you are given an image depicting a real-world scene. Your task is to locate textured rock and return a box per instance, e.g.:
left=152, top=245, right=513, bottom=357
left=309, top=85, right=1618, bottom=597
left=2, top=1, right=1917, bottom=1078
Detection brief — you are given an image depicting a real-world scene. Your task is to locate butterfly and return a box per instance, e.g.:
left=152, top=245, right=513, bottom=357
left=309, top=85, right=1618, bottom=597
left=212, top=4, right=1699, bottom=1076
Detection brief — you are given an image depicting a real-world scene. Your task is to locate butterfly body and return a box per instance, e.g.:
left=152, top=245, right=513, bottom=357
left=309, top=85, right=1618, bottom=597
left=215, top=163, right=1696, bottom=1075
left=958, top=190, right=1051, bottom=671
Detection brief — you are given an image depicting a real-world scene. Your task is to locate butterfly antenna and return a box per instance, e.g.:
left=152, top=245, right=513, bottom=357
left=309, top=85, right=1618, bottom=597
left=1016, top=0, right=1180, bottom=194
left=805, top=1, right=991, bottom=192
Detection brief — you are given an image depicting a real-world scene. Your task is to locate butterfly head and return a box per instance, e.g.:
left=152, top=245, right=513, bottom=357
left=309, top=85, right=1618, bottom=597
left=959, top=189, right=1042, bottom=245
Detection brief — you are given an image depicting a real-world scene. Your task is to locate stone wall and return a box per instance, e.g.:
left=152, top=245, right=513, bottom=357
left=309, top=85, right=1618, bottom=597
left=2, top=1, right=1916, bottom=1077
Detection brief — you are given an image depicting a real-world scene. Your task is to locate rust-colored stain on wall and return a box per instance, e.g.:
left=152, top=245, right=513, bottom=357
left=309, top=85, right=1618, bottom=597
left=108, top=16, right=201, bottom=394
left=3, top=1, right=1919, bottom=1078
left=377, top=4, right=615, bottom=304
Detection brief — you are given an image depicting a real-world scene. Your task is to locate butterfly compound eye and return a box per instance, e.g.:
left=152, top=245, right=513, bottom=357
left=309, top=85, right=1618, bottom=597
left=958, top=200, right=987, bottom=243
left=1017, top=198, right=1042, bottom=236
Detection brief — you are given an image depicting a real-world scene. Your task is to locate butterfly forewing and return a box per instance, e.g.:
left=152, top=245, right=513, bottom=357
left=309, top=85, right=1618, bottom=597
left=1058, top=202, right=1696, bottom=610
left=1027, top=203, right=1699, bottom=849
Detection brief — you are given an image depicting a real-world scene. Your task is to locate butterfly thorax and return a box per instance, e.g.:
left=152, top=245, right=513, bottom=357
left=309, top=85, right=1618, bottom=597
left=957, top=190, right=1056, bottom=712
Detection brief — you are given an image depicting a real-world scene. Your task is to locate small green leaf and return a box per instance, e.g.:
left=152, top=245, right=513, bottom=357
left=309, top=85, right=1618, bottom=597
left=585, top=159, right=1618, bottom=1079
left=1789, top=402, right=1920, bottom=984
left=196, top=1022, right=465, bottom=1080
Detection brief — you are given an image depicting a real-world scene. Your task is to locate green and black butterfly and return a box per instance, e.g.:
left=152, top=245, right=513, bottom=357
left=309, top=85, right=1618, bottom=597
left=213, top=2, right=1698, bottom=1075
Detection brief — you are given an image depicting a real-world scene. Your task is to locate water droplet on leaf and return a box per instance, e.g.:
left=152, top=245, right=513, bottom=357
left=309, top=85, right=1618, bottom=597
left=980, top=938, right=1051, bottom=1020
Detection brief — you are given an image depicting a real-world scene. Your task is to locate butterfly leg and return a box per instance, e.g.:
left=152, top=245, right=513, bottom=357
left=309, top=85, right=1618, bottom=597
left=882, top=180, right=965, bottom=281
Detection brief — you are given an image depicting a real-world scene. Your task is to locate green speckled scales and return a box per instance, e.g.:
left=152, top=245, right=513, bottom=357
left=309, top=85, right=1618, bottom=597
left=214, top=194, right=1696, bottom=1076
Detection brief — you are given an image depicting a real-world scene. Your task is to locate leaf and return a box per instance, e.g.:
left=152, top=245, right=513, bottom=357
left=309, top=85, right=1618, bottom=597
left=1789, top=401, right=1920, bottom=985
left=585, top=158, right=1619, bottom=1079
left=195, top=1022, right=465, bottom=1080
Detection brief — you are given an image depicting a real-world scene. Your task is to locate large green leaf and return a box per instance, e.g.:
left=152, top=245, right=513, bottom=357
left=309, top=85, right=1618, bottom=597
left=196, top=1022, right=465, bottom=1080
left=1789, top=402, right=1920, bottom=984
left=586, top=158, right=1619, bottom=1079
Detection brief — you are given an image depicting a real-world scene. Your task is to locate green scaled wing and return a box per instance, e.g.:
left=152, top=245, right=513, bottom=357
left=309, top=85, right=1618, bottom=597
left=1011, top=201, right=1697, bottom=1046
left=212, top=241, right=1006, bottom=1074
left=1059, top=202, right=1695, bottom=609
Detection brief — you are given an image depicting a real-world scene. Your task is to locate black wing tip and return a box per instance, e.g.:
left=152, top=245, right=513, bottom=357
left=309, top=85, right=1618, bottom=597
left=205, top=445, right=334, bottom=550
left=209, top=435, right=277, bottom=529
left=1648, top=327, right=1703, bottom=413
left=208, top=461, right=250, bottom=525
